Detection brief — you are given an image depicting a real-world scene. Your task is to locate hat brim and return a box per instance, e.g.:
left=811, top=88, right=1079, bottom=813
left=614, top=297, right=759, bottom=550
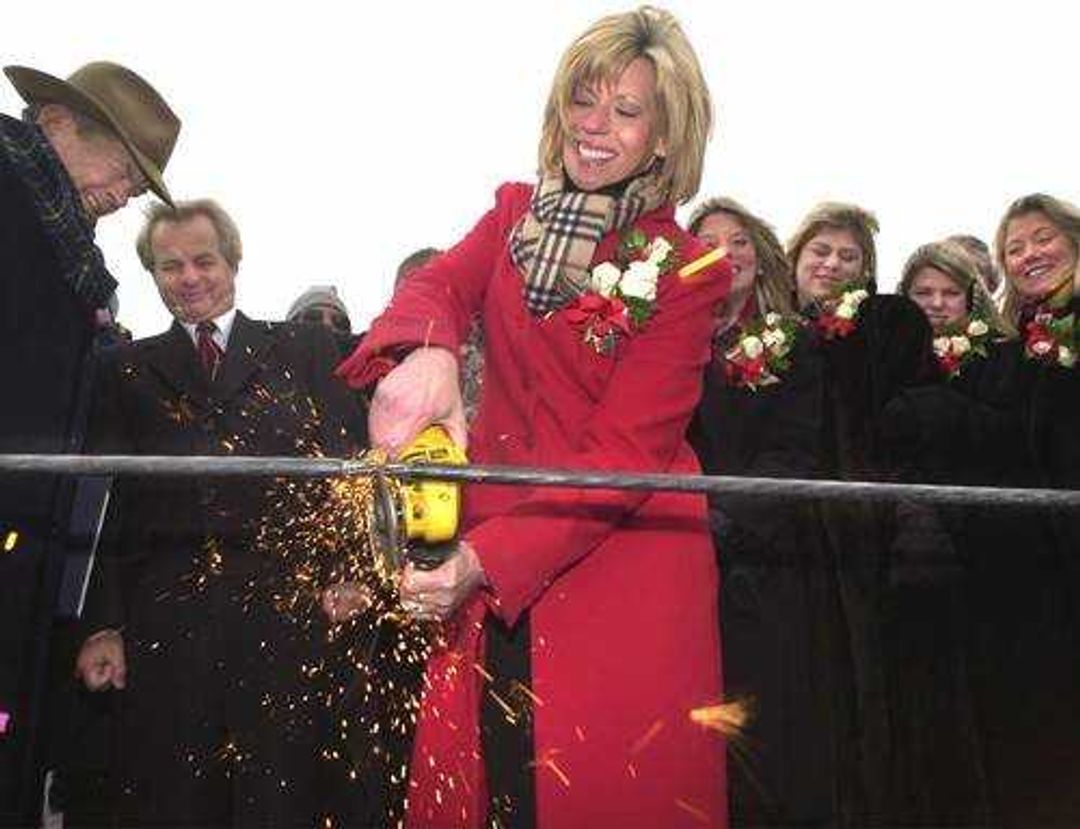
left=4, top=65, right=173, bottom=206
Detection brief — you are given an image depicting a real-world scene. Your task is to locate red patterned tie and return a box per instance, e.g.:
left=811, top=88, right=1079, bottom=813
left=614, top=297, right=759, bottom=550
left=196, top=321, right=223, bottom=379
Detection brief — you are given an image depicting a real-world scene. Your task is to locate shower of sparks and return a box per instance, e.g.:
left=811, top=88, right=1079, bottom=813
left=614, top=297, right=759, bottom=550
left=255, top=442, right=441, bottom=828
left=136, top=371, right=437, bottom=827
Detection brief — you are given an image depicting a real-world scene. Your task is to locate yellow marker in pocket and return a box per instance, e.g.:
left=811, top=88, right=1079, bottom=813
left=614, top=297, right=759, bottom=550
left=678, top=245, right=727, bottom=281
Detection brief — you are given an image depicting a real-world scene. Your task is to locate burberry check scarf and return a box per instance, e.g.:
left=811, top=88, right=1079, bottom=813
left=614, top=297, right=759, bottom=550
left=0, top=113, right=117, bottom=311
left=510, top=169, right=667, bottom=316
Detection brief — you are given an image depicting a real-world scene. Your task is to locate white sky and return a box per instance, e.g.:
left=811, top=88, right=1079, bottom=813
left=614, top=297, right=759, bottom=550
left=4, top=1, right=1077, bottom=338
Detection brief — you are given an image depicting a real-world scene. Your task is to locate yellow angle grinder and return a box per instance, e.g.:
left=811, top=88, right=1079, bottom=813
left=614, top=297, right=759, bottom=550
left=367, top=425, right=468, bottom=581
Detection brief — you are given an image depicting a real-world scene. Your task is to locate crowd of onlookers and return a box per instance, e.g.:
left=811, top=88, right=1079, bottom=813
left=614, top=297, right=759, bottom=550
left=2, top=22, right=1077, bottom=828
left=683, top=192, right=1078, bottom=827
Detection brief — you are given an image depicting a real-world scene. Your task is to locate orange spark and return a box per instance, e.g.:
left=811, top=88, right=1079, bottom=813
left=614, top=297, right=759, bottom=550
left=531, top=750, right=571, bottom=789
left=486, top=688, right=518, bottom=724
left=689, top=699, right=753, bottom=738
left=674, top=797, right=710, bottom=824
left=630, top=719, right=665, bottom=755
left=472, top=663, right=495, bottom=683
left=511, top=680, right=544, bottom=707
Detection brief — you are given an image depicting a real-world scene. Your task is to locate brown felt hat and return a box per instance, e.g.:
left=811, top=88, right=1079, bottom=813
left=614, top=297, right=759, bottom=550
left=4, top=61, right=181, bottom=205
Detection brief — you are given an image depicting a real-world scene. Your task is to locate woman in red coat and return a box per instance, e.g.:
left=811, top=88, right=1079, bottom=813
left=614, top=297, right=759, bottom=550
left=338, top=8, right=731, bottom=827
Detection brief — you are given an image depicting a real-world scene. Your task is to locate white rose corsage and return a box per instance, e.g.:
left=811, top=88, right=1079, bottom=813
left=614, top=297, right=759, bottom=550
left=564, top=228, right=677, bottom=355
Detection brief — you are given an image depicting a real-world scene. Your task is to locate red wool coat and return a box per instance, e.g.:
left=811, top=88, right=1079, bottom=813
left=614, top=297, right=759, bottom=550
left=338, top=183, right=732, bottom=828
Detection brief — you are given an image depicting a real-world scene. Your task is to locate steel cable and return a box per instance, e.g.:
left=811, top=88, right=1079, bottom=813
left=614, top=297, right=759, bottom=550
left=0, top=453, right=1077, bottom=509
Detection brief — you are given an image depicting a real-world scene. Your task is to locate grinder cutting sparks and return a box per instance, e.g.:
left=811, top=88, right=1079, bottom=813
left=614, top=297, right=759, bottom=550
left=321, top=425, right=468, bottom=624
left=367, top=424, right=468, bottom=585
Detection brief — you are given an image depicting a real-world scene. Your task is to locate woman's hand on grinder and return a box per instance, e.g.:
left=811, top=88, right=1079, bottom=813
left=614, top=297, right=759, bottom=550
left=369, top=346, right=467, bottom=457
left=400, top=541, right=486, bottom=622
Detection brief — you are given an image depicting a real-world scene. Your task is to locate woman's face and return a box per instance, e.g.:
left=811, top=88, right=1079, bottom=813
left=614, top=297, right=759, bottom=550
left=795, top=227, right=865, bottom=305
left=562, top=57, right=664, bottom=192
left=695, top=211, right=757, bottom=299
left=1002, top=211, right=1077, bottom=304
left=907, top=266, right=968, bottom=333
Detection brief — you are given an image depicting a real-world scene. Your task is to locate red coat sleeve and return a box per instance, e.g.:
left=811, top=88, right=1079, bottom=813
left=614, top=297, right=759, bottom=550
left=335, top=184, right=528, bottom=387
left=470, top=244, right=732, bottom=624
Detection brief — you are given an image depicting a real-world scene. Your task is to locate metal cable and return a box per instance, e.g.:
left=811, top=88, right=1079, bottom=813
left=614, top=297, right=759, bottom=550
left=0, top=453, right=1077, bottom=509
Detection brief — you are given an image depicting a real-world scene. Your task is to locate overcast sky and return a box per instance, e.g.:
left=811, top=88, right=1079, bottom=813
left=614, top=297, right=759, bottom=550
left=4, top=1, right=1077, bottom=337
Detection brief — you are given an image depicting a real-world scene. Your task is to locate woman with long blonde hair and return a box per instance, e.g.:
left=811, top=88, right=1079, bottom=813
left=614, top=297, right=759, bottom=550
left=338, top=8, right=731, bottom=827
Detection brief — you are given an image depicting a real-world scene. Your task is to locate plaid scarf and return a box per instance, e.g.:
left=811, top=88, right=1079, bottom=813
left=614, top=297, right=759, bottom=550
left=0, top=113, right=117, bottom=311
left=510, top=169, right=667, bottom=316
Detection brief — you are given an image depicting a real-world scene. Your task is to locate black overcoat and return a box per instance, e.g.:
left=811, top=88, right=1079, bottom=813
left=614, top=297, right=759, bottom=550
left=76, top=314, right=366, bottom=826
left=0, top=125, right=99, bottom=824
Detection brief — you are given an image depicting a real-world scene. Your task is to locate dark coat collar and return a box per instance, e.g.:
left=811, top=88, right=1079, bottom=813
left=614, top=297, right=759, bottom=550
left=143, top=311, right=276, bottom=403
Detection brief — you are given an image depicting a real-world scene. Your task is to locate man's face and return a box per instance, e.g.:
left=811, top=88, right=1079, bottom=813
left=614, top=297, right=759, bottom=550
left=47, top=113, right=148, bottom=220
left=150, top=214, right=236, bottom=323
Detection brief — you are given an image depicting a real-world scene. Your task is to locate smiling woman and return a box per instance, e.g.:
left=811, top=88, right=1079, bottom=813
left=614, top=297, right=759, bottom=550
left=561, top=57, right=659, bottom=191
left=997, top=193, right=1080, bottom=325
left=335, top=6, right=733, bottom=828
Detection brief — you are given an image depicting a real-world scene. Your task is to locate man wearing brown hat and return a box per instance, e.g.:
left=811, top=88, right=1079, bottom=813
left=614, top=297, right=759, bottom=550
left=0, top=61, right=180, bottom=825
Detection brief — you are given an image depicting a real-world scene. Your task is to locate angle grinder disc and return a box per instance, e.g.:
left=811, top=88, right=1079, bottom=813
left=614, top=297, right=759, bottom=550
left=368, top=475, right=406, bottom=582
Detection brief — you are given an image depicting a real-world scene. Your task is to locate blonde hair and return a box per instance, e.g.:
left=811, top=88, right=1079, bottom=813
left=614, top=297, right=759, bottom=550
left=537, top=6, right=712, bottom=204
left=994, top=193, right=1080, bottom=325
left=787, top=201, right=879, bottom=291
left=136, top=198, right=243, bottom=272
left=899, top=239, right=1012, bottom=336
left=689, top=196, right=796, bottom=318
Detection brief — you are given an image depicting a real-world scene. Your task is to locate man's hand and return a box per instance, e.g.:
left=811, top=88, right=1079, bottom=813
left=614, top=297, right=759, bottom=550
left=369, top=347, right=467, bottom=456
left=399, top=541, right=486, bottom=622
left=75, top=629, right=127, bottom=691
left=321, top=582, right=372, bottom=623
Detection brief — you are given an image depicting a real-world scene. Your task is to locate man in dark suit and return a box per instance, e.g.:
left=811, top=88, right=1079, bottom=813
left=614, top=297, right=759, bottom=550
left=0, top=60, right=180, bottom=824
left=71, top=199, right=366, bottom=826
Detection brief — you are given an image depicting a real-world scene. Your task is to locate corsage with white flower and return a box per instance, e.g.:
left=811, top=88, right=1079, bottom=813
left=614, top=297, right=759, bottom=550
left=933, top=319, right=992, bottom=378
left=564, top=229, right=677, bottom=355
left=723, top=312, right=801, bottom=390
left=1023, top=310, right=1077, bottom=369
left=814, top=286, right=869, bottom=340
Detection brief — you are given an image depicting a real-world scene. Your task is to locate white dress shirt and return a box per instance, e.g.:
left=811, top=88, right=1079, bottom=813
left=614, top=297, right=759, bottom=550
left=181, top=308, right=237, bottom=352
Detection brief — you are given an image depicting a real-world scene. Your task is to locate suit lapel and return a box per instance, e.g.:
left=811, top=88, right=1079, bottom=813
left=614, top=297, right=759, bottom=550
left=145, top=321, right=210, bottom=403
left=214, top=312, right=276, bottom=402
